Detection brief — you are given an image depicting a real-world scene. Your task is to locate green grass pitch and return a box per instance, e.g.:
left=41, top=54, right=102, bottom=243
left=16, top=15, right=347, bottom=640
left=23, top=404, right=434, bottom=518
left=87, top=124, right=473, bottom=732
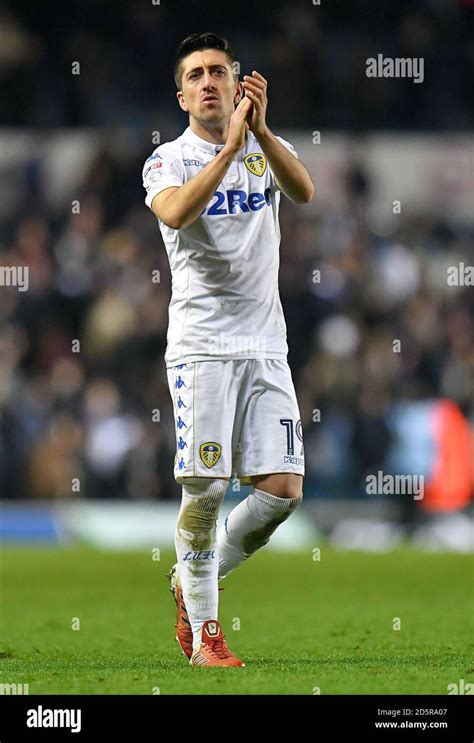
left=0, top=546, right=472, bottom=694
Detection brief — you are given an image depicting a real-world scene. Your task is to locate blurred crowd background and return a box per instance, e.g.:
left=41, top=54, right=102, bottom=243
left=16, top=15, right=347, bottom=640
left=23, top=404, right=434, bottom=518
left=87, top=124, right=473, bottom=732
left=1, top=140, right=472, bottom=515
left=0, top=0, right=473, bottom=129
left=0, top=0, right=472, bottom=529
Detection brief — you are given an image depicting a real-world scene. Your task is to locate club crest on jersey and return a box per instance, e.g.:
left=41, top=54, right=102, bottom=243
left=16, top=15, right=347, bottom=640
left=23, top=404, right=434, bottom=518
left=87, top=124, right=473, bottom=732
left=200, top=441, right=222, bottom=468
left=244, top=153, right=267, bottom=176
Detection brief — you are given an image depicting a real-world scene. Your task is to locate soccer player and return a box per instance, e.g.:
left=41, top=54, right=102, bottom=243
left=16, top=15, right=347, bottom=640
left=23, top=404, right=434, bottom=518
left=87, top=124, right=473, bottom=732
left=142, top=33, right=314, bottom=667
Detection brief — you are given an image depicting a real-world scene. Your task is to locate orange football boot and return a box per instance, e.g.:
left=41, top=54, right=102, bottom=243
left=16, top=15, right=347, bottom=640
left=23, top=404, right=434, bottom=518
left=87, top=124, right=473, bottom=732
left=167, top=564, right=193, bottom=658
left=190, top=619, right=245, bottom=667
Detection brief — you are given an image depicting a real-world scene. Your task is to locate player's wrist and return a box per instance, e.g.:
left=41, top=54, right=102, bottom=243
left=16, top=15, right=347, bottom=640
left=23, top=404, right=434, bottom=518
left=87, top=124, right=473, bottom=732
left=220, top=143, right=239, bottom=159
left=253, top=124, right=271, bottom=143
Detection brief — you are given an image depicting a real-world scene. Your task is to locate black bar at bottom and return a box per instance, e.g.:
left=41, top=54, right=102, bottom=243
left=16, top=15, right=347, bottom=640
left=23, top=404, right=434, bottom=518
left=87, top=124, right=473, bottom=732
left=0, top=694, right=471, bottom=741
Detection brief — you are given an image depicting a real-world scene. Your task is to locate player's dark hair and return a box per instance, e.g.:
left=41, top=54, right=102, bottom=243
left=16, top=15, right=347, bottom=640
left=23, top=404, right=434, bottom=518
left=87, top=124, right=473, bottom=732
left=174, top=33, right=235, bottom=89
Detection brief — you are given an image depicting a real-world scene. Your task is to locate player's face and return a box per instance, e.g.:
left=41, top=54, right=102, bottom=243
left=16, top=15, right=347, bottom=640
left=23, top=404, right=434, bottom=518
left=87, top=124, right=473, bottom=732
left=177, top=50, right=239, bottom=124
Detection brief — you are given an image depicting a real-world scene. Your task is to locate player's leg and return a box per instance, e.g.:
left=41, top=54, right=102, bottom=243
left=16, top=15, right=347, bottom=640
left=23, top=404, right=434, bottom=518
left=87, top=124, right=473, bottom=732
left=174, top=476, right=227, bottom=652
left=174, top=477, right=245, bottom=666
left=166, top=360, right=245, bottom=665
left=217, top=359, right=304, bottom=579
left=217, top=474, right=303, bottom=579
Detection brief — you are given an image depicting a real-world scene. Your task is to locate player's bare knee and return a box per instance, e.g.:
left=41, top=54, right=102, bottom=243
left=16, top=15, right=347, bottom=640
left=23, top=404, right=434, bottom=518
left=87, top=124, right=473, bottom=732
left=287, top=475, right=304, bottom=501
left=251, top=473, right=303, bottom=500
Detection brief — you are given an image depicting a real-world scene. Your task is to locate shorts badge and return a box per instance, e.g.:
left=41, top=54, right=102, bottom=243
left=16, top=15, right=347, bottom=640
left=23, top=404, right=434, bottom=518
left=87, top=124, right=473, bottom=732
left=200, top=441, right=222, bottom=468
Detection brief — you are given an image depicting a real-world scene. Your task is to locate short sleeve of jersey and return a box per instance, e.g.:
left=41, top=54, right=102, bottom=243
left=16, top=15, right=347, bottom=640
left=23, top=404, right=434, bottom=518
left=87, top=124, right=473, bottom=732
left=142, top=143, right=185, bottom=211
left=271, top=135, right=299, bottom=192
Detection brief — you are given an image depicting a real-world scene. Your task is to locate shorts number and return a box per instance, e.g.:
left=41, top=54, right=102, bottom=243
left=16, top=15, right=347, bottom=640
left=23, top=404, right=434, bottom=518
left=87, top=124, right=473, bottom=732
left=280, top=418, right=304, bottom=455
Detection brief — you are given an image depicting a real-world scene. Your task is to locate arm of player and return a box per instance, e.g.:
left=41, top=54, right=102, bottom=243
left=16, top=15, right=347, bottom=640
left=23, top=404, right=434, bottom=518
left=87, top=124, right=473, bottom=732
left=257, top=128, right=314, bottom=204
left=151, top=96, right=253, bottom=230
left=243, top=71, right=314, bottom=204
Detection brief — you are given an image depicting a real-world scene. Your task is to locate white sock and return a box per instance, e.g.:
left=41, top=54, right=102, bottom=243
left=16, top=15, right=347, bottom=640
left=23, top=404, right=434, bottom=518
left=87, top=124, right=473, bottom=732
left=175, top=479, right=227, bottom=650
left=217, top=487, right=302, bottom=579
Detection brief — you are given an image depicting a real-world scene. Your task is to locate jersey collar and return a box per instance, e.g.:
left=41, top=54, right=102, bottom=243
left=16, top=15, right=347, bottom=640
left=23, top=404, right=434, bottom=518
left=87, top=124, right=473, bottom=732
left=183, top=126, right=248, bottom=157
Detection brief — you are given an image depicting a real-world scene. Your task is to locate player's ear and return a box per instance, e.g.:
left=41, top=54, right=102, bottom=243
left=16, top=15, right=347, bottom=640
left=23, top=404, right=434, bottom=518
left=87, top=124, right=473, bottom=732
left=234, top=81, right=243, bottom=109
left=177, top=90, right=189, bottom=112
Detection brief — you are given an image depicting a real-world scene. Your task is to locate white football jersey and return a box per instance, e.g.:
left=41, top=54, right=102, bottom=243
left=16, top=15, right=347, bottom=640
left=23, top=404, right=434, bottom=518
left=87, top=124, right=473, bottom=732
left=142, top=126, right=298, bottom=368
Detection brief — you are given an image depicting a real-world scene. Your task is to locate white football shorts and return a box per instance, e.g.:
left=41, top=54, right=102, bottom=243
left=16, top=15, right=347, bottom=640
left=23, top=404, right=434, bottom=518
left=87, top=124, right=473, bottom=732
left=166, top=358, right=305, bottom=484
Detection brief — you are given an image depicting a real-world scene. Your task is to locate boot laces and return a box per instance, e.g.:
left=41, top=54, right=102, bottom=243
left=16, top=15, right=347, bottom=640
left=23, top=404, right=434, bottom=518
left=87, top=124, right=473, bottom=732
left=207, top=635, right=231, bottom=660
